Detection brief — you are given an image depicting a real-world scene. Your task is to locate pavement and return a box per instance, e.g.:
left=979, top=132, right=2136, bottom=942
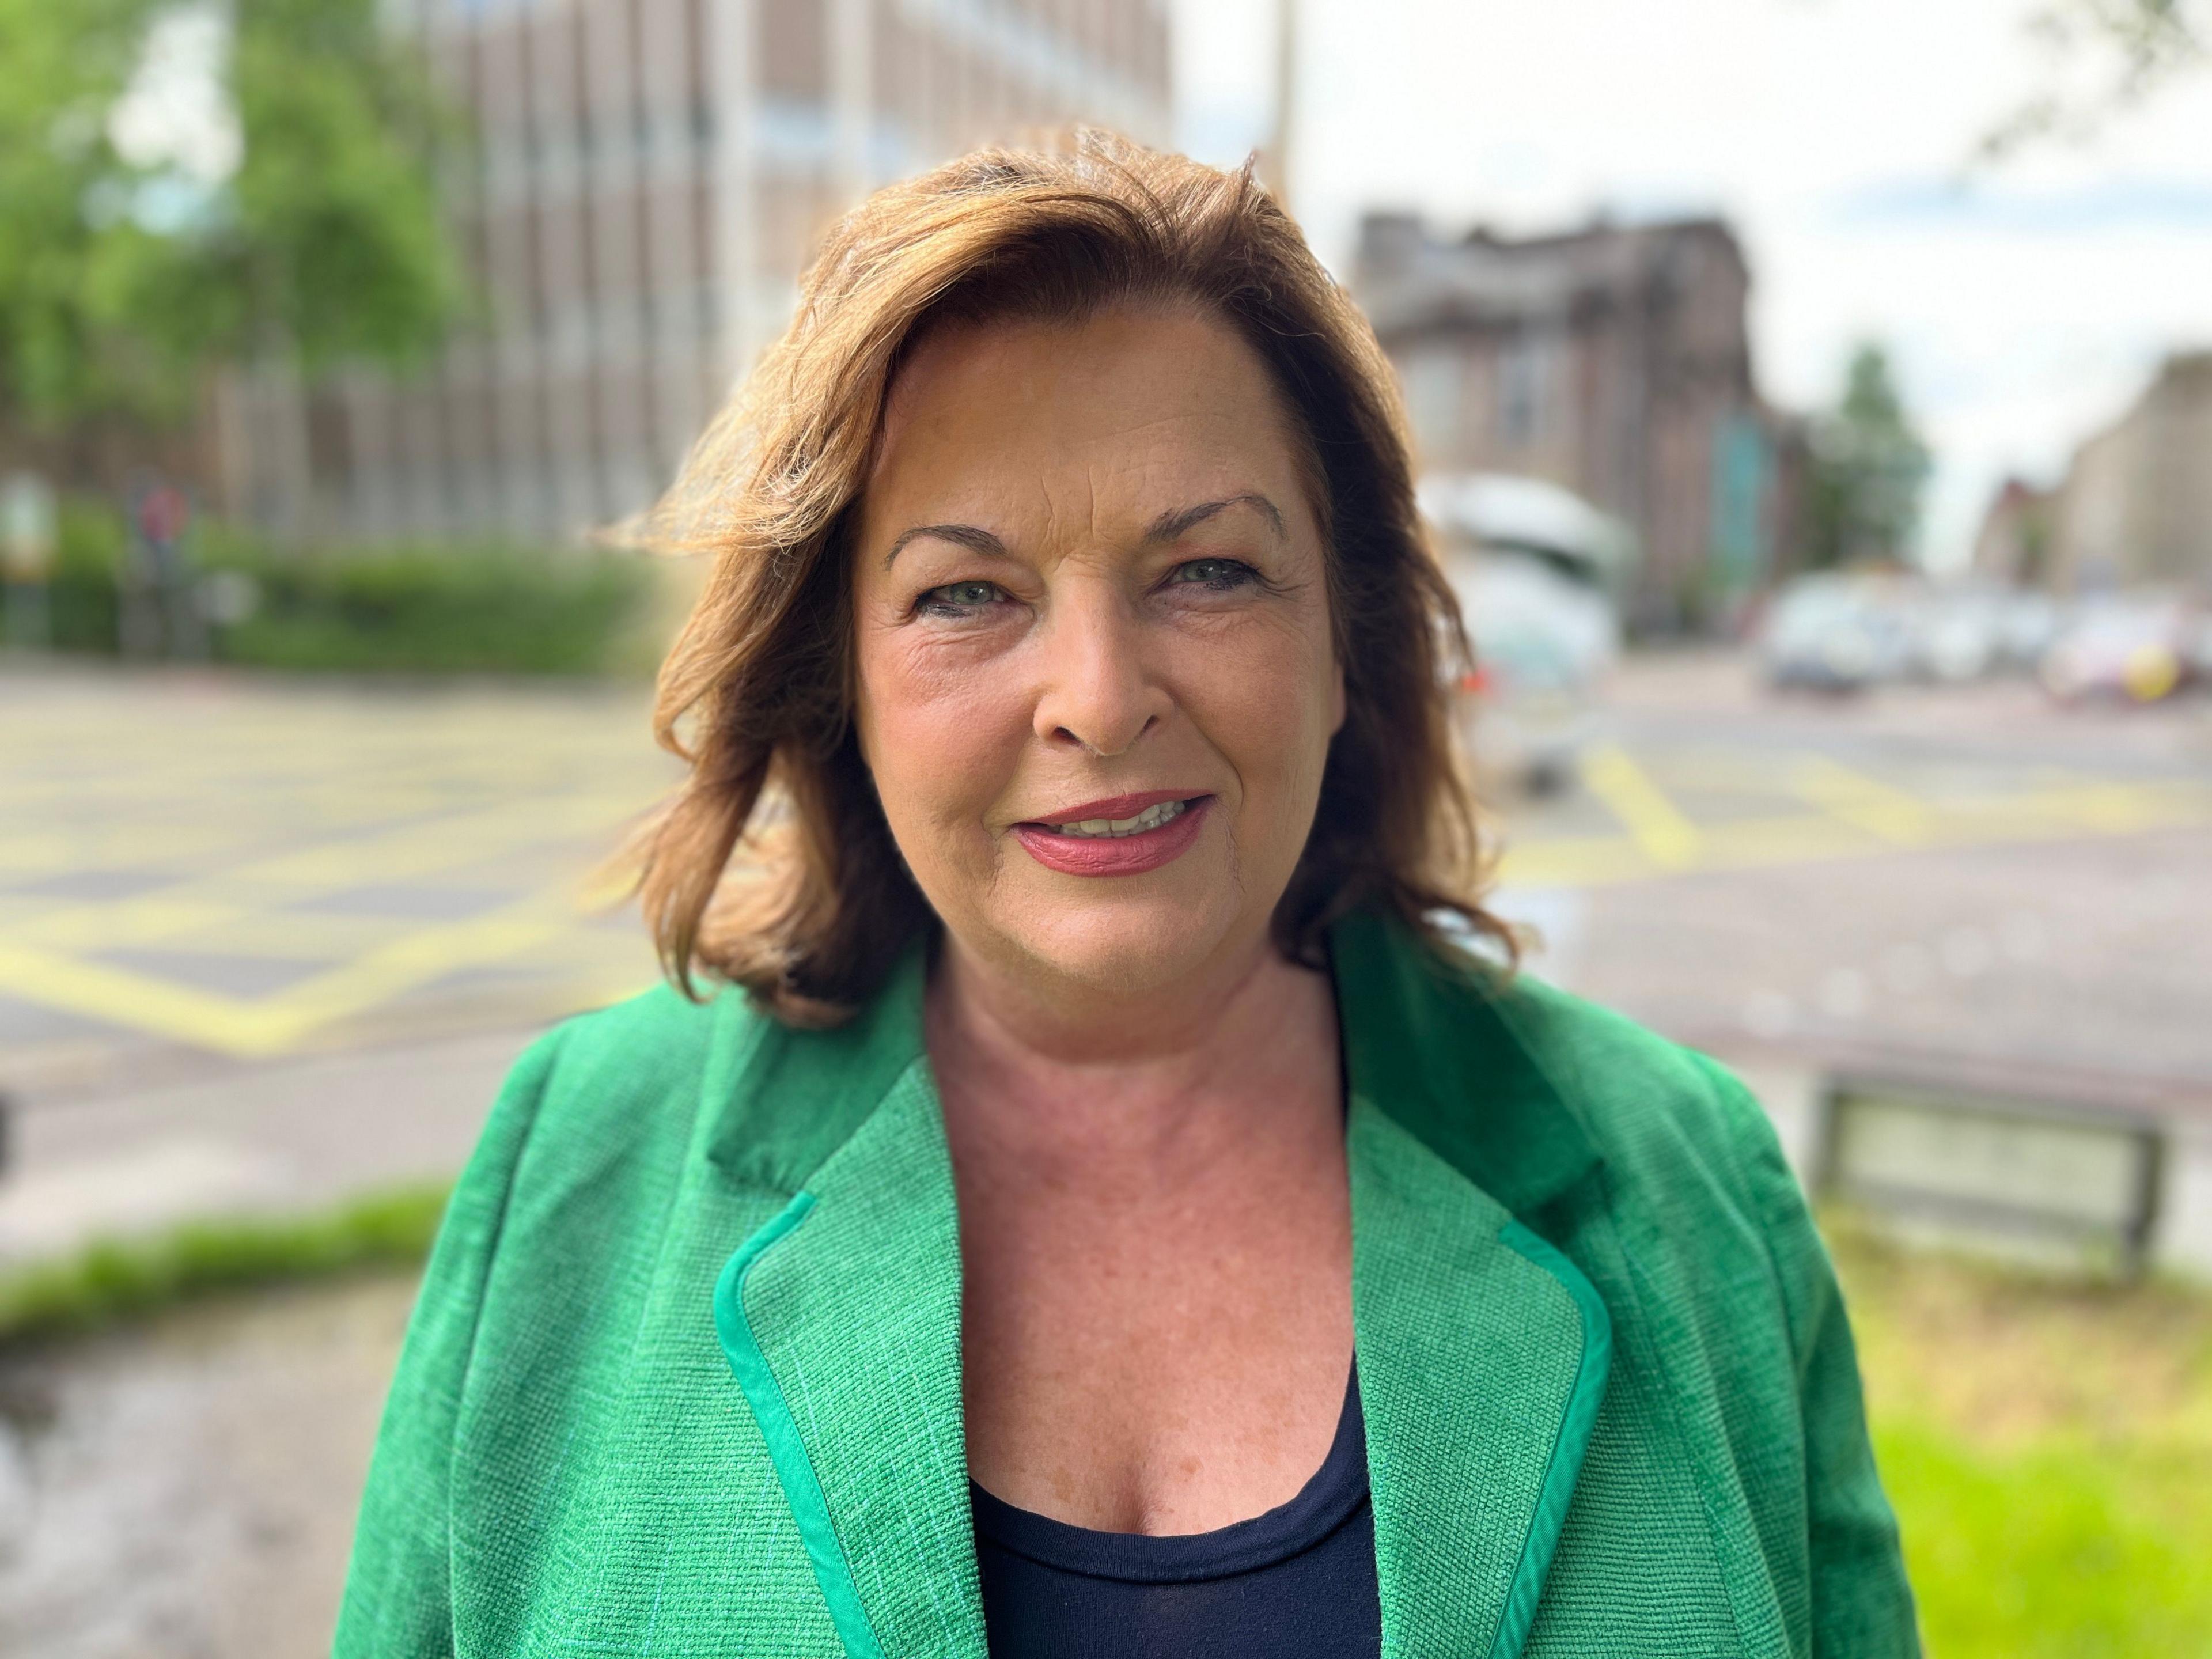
left=1509, top=656, right=2212, bottom=1100
left=0, top=1273, right=416, bottom=1659
left=0, top=661, right=672, bottom=1268
left=0, top=661, right=669, bottom=1093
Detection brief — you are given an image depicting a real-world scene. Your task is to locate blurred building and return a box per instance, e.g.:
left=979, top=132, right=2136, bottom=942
left=1353, top=212, right=1801, bottom=632
left=216, top=0, right=1171, bottom=543
left=2039, top=351, right=2212, bottom=593
left=1968, top=476, right=2055, bottom=588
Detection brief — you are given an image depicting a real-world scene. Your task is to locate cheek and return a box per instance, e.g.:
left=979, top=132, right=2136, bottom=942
left=1180, top=609, right=1339, bottom=800
left=855, top=626, right=1026, bottom=840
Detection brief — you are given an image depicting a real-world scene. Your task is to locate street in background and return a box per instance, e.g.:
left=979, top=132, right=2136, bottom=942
left=1757, top=571, right=2212, bottom=703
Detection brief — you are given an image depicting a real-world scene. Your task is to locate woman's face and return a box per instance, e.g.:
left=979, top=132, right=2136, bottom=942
left=851, top=305, right=1344, bottom=1002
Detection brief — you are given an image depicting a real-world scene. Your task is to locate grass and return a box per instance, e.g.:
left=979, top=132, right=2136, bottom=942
left=1831, top=1215, right=2212, bottom=1657
left=0, top=1183, right=450, bottom=1348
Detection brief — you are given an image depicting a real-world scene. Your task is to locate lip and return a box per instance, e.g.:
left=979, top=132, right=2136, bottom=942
left=1021, top=789, right=1202, bottom=828
left=1012, top=794, right=1214, bottom=878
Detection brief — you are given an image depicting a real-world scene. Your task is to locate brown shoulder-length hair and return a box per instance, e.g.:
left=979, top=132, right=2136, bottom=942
left=634, top=129, right=1510, bottom=1025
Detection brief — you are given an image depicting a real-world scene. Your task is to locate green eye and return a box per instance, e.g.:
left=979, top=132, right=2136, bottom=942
left=919, top=580, right=1003, bottom=613
left=1169, top=558, right=1257, bottom=589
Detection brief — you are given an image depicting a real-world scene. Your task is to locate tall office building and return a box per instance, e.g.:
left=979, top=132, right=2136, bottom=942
left=216, top=0, right=1172, bottom=541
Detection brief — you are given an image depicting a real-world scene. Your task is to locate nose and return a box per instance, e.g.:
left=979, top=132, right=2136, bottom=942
left=1032, top=582, right=1172, bottom=757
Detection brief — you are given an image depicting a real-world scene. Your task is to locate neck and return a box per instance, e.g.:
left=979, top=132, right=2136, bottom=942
left=926, top=926, right=1342, bottom=1186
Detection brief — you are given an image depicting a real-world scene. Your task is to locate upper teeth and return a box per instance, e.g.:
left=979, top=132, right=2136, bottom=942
left=1054, top=800, right=1190, bottom=838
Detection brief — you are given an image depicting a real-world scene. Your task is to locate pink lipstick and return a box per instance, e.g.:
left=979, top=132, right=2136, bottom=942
left=1012, top=792, right=1213, bottom=877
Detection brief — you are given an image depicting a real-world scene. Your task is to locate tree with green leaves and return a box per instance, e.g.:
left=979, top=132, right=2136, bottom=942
left=1984, top=0, right=2208, bottom=157
left=0, top=0, right=153, bottom=424
left=0, top=0, right=460, bottom=436
left=1802, top=345, right=1934, bottom=571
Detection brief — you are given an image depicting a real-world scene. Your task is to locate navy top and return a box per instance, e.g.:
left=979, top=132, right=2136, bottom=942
left=970, top=1369, right=1382, bottom=1658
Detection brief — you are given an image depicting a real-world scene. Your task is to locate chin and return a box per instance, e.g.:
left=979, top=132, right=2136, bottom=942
left=1003, top=883, right=1251, bottom=999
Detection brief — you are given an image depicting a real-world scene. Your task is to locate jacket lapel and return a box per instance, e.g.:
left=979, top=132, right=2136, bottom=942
left=709, top=949, right=987, bottom=1659
left=1337, top=910, right=1613, bottom=1659
left=706, top=911, right=1611, bottom=1659
left=1350, top=1099, right=1611, bottom=1659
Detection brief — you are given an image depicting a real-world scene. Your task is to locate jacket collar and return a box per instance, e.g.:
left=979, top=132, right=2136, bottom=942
left=1328, top=906, right=1603, bottom=1217
left=709, top=910, right=1610, bottom=1659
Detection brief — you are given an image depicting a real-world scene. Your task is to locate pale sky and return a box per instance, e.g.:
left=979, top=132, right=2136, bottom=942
left=1171, top=0, right=2212, bottom=571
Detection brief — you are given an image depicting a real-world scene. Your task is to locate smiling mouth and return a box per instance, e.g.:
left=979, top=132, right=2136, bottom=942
left=1029, top=798, right=1199, bottom=839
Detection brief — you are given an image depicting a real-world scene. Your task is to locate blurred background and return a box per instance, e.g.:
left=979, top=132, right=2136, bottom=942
left=3, top=0, right=2210, bottom=1653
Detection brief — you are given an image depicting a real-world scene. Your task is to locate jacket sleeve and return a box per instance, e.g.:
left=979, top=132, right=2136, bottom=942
left=332, top=1029, right=562, bottom=1658
left=1699, top=1058, right=1922, bottom=1659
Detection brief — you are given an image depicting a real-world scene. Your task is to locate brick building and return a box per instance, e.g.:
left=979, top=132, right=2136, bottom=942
left=1353, top=212, right=1800, bottom=632
left=216, top=0, right=1171, bottom=543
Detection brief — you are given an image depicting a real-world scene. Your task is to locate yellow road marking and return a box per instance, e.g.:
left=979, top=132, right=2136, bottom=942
left=0, top=942, right=286, bottom=1055
left=1786, top=756, right=1934, bottom=843
left=3, top=787, right=653, bottom=948
left=237, top=892, right=605, bottom=1055
left=1578, top=744, right=1704, bottom=869
left=13, top=686, right=2212, bottom=1058
left=2041, top=781, right=2192, bottom=834
left=0, top=886, right=613, bottom=1058
left=1497, top=778, right=2212, bottom=891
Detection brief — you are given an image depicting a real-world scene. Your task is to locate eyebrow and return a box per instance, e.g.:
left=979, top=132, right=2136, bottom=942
left=883, top=522, right=1008, bottom=569
left=880, top=493, right=1287, bottom=570
left=1145, top=494, right=1286, bottom=544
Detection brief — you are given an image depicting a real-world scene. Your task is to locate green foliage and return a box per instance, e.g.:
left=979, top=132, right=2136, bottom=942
left=0, top=0, right=164, bottom=419
left=0, top=0, right=460, bottom=429
left=1802, top=344, right=1933, bottom=571
left=200, top=535, right=657, bottom=676
left=163, top=0, right=461, bottom=376
left=1984, top=1, right=2209, bottom=158
left=0, top=1182, right=450, bottom=1346
left=1, top=500, right=656, bottom=674
left=44, top=494, right=132, bottom=649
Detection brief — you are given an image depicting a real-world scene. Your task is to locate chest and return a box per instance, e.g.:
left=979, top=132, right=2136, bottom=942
left=952, top=1134, right=1355, bottom=1532
left=973, top=1185, right=1354, bottom=1539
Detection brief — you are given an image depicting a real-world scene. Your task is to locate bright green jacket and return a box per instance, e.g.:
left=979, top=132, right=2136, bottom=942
left=336, top=909, right=1918, bottom=1658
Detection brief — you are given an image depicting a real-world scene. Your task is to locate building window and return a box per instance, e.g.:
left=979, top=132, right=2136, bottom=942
left=1499, top=329, right=1547, bottom=448
left=1400, top=345, right=1464, bottom=465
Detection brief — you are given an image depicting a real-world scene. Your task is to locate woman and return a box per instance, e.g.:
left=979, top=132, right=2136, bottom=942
left=338, top=134, right=1917, bottom=1658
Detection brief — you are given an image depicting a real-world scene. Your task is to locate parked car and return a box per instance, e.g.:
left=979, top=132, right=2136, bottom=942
left=1759, top=574, right=1915, bottom=692
left=1904, top=585, right=2007, bottom=684
left=1418, top=473, right=1629, bottom=794
left=2039, top=593, right=2205, bottom=703
left=1993, top=589, right=2064, bottom=673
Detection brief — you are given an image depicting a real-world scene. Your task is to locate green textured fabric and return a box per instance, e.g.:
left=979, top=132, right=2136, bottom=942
left=1346, top=1102, right=1597, bottom=1656
left=335, top=908, right=1919, bottom=1658
left=1494, top=1219, right=1613, bottom=1659
left=712, top=1191, right=888, bottom=1659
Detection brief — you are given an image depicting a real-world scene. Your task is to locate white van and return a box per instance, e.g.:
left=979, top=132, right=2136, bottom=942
left=1418, top=473, right=1631, bottom=795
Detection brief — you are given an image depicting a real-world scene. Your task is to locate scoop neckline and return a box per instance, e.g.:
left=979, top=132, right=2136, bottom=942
left=968, top=1366, right=1370, bottom=1584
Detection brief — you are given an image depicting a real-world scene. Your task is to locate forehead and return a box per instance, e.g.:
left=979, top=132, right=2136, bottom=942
left=863, top=305, right=1310, bottom=531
